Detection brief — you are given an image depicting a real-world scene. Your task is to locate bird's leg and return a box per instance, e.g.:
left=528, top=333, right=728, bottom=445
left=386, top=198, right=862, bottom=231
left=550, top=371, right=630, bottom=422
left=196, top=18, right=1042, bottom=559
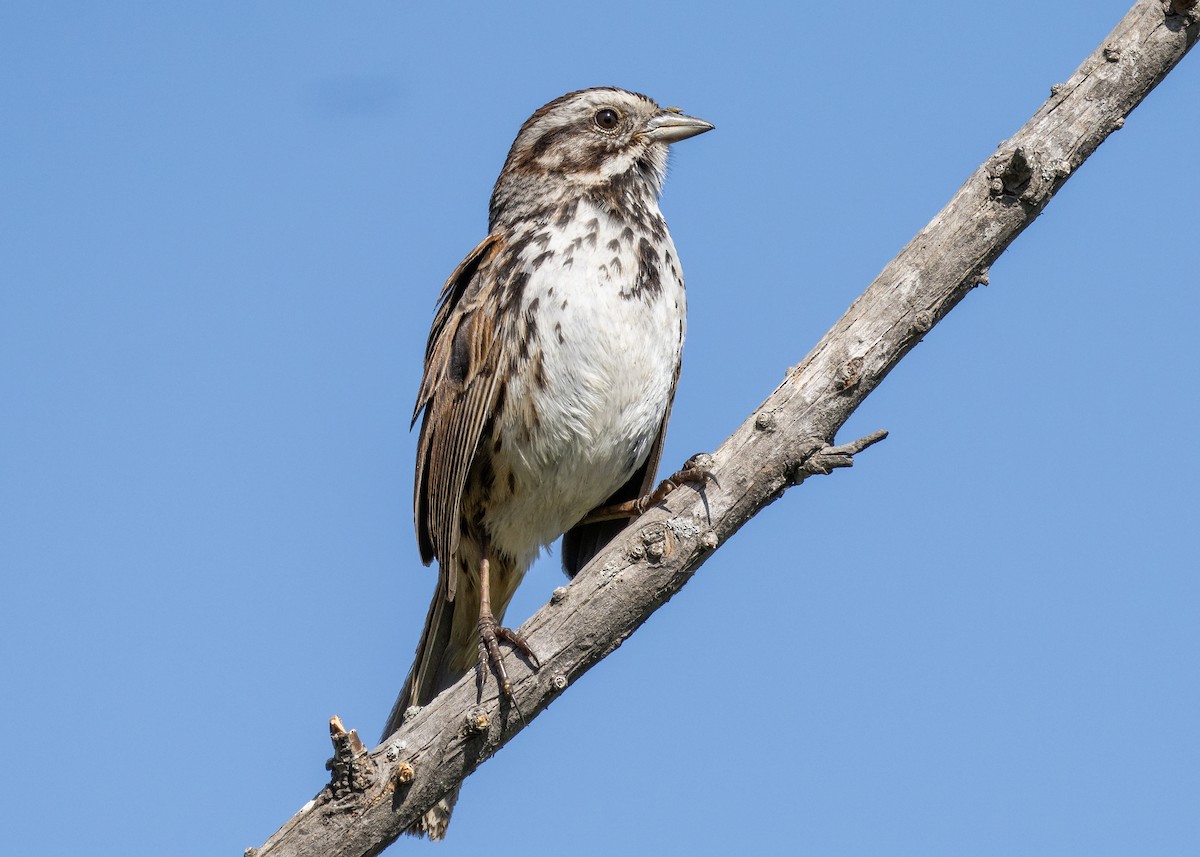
left=475, top=538, right=539, bottom=702
left=581, top=454, right=716, bottom=524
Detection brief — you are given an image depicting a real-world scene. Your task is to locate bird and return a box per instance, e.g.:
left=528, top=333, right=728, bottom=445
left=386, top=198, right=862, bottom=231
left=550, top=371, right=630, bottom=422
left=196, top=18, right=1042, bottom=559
left=382, top=87, right=712, bottom=838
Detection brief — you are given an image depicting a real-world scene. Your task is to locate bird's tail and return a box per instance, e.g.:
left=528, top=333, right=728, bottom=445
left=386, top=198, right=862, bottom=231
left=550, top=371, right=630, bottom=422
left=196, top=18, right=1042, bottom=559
left=384, top=575, right=452, bottom=738
left=381, top=570, right=480, bottom=840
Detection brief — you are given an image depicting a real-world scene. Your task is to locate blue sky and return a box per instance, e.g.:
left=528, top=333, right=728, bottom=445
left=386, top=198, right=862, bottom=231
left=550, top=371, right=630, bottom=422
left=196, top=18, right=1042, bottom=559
left=2, top=2, right=1197, bottom=855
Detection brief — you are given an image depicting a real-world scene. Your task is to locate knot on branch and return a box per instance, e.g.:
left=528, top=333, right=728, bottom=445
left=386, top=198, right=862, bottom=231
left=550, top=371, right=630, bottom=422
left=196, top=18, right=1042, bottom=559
left=833, top=356, right=865, bottom=392
left=789, top=430, right=889, bottom=486
left=325, top=715, right=377, bottom=799
left=626, top=521, right=676, bottom=564
left=464, top=706, right=491, bottom=735
left=989, top=146, right=1076, bottom=207
left=990, top=146, right=1034, bottom=198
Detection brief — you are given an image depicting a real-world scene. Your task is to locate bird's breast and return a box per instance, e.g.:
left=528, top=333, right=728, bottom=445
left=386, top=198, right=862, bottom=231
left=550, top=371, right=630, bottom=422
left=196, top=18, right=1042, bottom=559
left=485, top=199, right=686, bottom=561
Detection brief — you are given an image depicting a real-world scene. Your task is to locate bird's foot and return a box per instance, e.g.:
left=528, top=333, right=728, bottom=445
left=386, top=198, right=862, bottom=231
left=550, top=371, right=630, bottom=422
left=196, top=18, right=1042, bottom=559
left=582, top=453, right=716, bottom=523
left=647, top=453, right=716, bottom=507
left=476, top=610, right=540, bottom=701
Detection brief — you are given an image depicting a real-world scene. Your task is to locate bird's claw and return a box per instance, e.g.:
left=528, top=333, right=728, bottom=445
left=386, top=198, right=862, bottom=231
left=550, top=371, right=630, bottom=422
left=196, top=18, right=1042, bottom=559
left=638, top=453, right=717, bottom=513
left=476, top=611, right=539, bottom=701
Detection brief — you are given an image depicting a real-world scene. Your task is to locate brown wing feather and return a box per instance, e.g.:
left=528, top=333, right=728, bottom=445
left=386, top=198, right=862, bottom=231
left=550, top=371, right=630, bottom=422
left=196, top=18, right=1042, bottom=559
left=561, top=362, right=679, bottom=577
left=413, top=233, right=509, bottom=598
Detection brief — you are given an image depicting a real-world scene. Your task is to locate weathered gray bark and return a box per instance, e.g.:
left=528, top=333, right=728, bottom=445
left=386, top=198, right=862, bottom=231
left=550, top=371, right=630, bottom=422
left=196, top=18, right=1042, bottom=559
left=250, top=3, right=1198, bottom=855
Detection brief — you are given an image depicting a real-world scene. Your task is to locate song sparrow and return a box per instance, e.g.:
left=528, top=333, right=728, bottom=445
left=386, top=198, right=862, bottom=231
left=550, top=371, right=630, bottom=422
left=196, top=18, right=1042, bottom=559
left=383, top=87, right=712, bottom=838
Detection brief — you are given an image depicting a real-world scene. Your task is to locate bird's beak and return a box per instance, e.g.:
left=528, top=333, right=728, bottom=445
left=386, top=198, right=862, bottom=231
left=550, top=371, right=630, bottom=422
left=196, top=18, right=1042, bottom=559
left=645, top=109, right=714, bottom=143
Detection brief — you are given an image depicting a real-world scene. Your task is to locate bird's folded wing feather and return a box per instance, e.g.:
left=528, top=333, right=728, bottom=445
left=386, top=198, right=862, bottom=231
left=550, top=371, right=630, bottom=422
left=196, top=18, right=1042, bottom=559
left=413, top=233, right=512, bottom=599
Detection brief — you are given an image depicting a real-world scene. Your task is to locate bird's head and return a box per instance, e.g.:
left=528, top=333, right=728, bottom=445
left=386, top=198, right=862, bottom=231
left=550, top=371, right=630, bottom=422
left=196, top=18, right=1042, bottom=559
left=491, top=88, right=712, bottom=227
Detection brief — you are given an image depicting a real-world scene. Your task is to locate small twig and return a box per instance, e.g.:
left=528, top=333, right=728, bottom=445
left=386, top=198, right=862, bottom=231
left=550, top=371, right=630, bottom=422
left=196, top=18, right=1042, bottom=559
left=791, top=429, right=889, bottom=485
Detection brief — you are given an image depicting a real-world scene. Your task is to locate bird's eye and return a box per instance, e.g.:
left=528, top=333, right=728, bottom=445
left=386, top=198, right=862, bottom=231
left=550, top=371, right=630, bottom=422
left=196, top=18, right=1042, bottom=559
left=594, top=108, right=620, bottom=130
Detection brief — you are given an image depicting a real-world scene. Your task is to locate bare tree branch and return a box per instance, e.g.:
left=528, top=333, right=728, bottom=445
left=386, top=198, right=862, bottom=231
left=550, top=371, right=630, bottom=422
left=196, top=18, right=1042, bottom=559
left=250, top=3, right=1199, bottom=855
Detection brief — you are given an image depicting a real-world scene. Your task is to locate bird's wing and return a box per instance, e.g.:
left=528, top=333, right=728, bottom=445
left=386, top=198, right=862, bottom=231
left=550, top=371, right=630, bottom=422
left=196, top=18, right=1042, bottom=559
left=413, top=232, right=514, bottom=599
left=560, top=361, right=680, bottom=578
